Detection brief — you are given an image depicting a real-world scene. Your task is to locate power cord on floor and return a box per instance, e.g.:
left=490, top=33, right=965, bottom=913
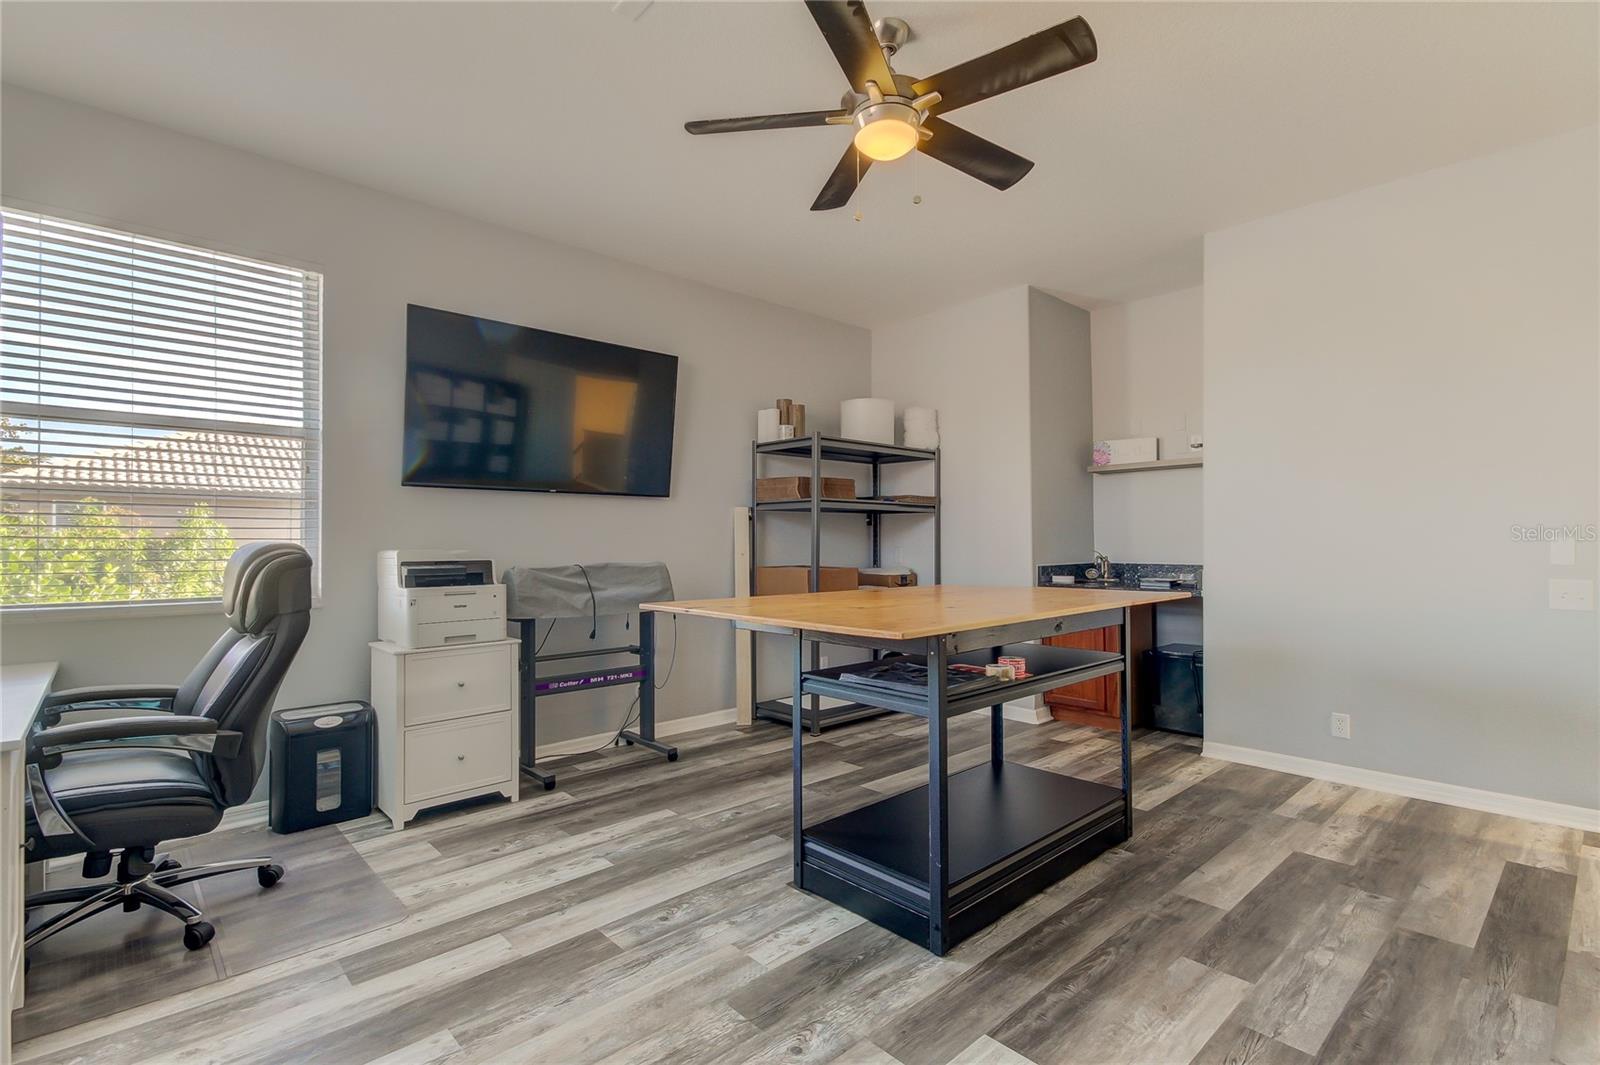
left=576, top=612, right=676, bottom=757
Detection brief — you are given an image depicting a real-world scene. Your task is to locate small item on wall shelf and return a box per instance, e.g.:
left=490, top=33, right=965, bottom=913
left=755, top=475, right=857, bottom=502
left=757, top=407, right=781, bottom=443
left=840, top=397, right=895, bottom=444
left=778, top=424, right=796, bottom=440
left=903, top=407, right=939, bottom=450
left=1091, top=436, right=1159, bottom=467
left=879, top=494, right=935, bottom=506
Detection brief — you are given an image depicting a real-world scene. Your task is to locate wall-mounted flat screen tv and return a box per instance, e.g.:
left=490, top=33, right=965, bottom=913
left=403, top=305, right=679, bottom=497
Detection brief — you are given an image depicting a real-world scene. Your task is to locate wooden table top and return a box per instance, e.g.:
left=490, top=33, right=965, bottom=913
left=642, top=585, right=1189, bottom=642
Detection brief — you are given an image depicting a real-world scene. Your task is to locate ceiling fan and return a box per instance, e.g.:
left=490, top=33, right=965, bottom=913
left=684, top=1, right=1097, bottom=211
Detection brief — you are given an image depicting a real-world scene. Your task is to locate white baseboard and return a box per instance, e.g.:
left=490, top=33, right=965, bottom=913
left=537, top=706, right=739, bottom=758
left=1203, top=741, right=1600, bottom=833
left=1003, top=698, right=1052, bottom=726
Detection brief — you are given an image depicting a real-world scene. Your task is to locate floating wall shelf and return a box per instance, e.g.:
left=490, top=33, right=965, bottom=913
left=1086, top=457, right=1203, bottom=475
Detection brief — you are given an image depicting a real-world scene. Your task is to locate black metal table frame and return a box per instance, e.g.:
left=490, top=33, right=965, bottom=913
left=783, top=606, right=1134, bottom=956
left=513, top=610, right=678, bottom=791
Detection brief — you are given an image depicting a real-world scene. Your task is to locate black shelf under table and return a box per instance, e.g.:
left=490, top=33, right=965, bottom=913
left=802, top=762, right=1124, bottom=949
left=786, top=604, right=1137, bottom=955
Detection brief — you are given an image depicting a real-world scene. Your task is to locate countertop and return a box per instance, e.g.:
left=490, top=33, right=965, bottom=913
left=1038, top=562, right=1203, bottom=599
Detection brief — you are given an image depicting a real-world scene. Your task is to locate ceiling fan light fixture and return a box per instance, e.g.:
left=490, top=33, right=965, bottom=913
left=852, top=101, right=921, bottom=162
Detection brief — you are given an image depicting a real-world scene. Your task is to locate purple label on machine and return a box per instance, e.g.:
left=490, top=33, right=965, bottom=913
left=536, top=667, right=645, bottom=694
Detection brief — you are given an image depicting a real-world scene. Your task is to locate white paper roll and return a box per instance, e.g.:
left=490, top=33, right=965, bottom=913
left=841, top=397, right=895, bottom=444
left=756, top=407, right=781, bottom=442
left=903, top=406, right=939, bottom=450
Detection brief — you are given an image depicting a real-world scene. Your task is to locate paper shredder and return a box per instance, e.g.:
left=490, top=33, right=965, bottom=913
left=268, top=701, right=375, bottom=833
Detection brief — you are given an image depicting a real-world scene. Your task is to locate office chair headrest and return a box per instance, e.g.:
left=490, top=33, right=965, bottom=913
left=222, top=542, right=313, bottom=635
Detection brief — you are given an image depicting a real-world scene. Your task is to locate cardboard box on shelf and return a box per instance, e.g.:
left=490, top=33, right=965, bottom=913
left=755, top=566, right=858, bottom=595
left=858, top=568, right=917, bottom=588
left=755, top=476, right=857, bottom=502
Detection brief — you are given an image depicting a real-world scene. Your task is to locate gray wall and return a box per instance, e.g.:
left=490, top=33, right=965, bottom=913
left=1204, top=125, right=1599, bottom=811
left=870, top=287, right=1034, bottom=584
left=0, top=88, right=872, bottom=743
left=1027, top=289, right=1094, bottom=570
left=869, top=285, right=1093, bottom=585
left=1090, top=286, right=1204, bottom=565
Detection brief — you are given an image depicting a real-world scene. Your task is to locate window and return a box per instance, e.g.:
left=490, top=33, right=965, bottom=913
left=0, top=208, right=321, bottom=610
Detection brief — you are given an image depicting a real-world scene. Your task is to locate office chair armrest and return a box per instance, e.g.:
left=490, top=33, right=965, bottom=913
left=27, top=714, right=241, bottom=766
left=42, top=685, right=180, bottom=712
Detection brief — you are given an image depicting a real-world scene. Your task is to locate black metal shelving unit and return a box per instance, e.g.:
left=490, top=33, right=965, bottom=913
left=789, top=613, right=1136, bottom=956
left=750, top=433, right=941, bottom=734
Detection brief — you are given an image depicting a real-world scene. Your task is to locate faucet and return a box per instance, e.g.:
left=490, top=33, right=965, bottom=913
left=1092, top=550, right=1113, bottom=583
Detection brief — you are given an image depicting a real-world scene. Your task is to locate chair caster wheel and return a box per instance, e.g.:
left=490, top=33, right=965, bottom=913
left=155, top=858, right=181, bottom=873
left=623, top=737, right=634, bottom=746
left=257, top=864, right=285, bottom=888
left=183, top=921, right=215, bottom=951
left=667, top=750, right=679, bottom=762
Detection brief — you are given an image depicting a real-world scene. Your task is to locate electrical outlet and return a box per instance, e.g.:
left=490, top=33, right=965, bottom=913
left=1550, top=578, right=1595, bottom=611
left=1330, top=713, right=1352, bottom=740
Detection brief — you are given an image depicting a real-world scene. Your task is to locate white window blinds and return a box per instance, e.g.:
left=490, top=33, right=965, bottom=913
left=0, top=208, right=321, bottom=609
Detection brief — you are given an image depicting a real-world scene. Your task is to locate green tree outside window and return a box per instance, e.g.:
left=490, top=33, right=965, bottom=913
left=0, top=497, right=237, bottom=606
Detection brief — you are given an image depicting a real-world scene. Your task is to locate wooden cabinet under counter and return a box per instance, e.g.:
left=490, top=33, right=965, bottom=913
left=370, top=637, right=521, bottom=829
left=1042, top=606, right=1154, bottom=729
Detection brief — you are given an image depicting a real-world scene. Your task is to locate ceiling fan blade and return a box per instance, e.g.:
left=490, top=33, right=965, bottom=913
left=685, top=110, right=849, bottom=135
left=806, top=0, right=899, bottom=96
left=811, top=144, right=870, bottom=211
left=917, top=116, right=1034, bottom=191
left=911, top=16, right=1097, bottom=115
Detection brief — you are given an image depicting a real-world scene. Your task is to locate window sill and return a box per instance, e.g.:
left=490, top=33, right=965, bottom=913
left=0, top=598, right=324, bottom=625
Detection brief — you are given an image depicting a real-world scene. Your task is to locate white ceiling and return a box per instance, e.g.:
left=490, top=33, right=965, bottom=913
left=3, top=2, right=1595, bottom=326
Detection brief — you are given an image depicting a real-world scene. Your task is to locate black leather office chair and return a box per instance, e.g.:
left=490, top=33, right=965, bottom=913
left=23, top=542, right=313, bottom=952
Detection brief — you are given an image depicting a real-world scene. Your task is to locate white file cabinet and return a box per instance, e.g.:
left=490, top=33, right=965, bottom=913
left=369, top=638, right=520, bottom=830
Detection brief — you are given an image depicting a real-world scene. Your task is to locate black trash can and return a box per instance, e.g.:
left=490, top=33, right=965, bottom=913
left=269, top=701, right=375, bottom=834
left=1146, top=644, right=1204, bottom=736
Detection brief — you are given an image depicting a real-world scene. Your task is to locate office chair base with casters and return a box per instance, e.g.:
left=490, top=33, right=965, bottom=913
left=25, top=847, right=285, bottom=952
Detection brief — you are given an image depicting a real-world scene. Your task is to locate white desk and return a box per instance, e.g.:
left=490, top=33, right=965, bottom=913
left=2, top=661, right=57, bottom=1062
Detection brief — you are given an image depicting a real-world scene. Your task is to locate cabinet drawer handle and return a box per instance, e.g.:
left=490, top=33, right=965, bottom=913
left=456, top=681, right=466, bottom=688
left=457, top=753, right=465, bottom=761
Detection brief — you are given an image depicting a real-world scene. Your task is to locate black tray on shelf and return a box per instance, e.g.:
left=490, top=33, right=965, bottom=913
left=833, top=658, right=997, bottom=698
left=801, top=642, right=1124, bottom=718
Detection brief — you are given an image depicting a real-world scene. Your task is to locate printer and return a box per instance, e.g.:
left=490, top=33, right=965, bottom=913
left=377, top=549, right=507, bottom=649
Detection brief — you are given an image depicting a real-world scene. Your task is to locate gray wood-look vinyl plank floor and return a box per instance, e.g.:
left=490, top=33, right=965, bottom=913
left=15, top=715, right=1595, bottom=1065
